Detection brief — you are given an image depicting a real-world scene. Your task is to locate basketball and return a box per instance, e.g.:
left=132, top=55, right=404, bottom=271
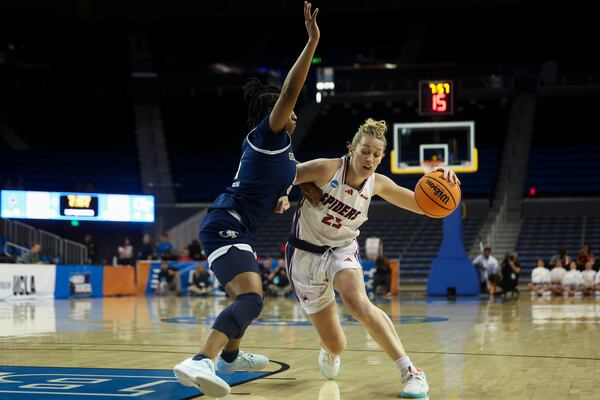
left=414, top=171, right=461, bottom=218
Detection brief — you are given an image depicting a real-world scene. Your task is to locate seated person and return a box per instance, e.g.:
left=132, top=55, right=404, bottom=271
left=549, top=259, right=567, bottom=295
left=594, top=268, right=600, bottom=293
left=562, top=261, right=584, bottom=296
left=117, top=238, right=134, bottom=266
left=528, top=259, right=551, bottom=296
left=188, top=239, right=205, bottom=261
left=178, top=248, right=194, bottom=262
left=576, top=244, right=594, bottom=271
left=549, top=248, right=570, bottom=269
left=20, top=243, right=42, bottom=264
left=372, top=256, right=392, bottom=297
left=188, top=264, right=213, bottom=296
left=156, top=233, right=174, bottom=260
left=157, top=261, right=182, bottom=296
left=581, top=261, right=597, bottom=295
left=267, top=259, right=292, bottom=297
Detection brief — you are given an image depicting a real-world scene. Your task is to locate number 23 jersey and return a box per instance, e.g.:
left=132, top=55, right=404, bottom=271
left=291, top=155, right=374, bottom=247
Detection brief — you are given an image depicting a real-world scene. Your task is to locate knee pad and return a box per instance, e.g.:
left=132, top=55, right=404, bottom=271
left=212, top=293, right=263, bottom=339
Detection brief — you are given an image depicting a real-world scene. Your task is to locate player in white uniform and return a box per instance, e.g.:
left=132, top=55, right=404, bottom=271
left=288, top=118, right=459, bottom=399
left=528, top=259, right=551, bottom=296
left=581, top=260, right=597, bottom=295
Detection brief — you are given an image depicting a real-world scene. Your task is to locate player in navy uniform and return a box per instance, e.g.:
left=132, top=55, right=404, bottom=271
left=174, top=2, right=320, bottom=397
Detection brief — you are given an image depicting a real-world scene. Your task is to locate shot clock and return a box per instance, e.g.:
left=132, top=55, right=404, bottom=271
left=419, top=80, right=454, bottom=116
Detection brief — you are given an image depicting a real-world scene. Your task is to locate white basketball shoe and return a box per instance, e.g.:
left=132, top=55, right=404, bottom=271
left=400, top=365, right=429, bottom=398
left=319, top=348, right=340, bottom=380
left=174, top=357, right=230, bottom=398
left=216, top=351, right=269, bottom=373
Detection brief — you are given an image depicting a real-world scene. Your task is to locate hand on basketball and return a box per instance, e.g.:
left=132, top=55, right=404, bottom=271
left=274, top=196, right=290, bottom=214
left=299, top=182, right=323, bottom=207
left=433, top=167, right=461, bottom=185
left=304, top=1, right=320, bottom=41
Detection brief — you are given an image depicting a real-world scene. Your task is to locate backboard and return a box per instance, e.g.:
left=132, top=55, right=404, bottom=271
left=390, top=121, right=477, bottom=174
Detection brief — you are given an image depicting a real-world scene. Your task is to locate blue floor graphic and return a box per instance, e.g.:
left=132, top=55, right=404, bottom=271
left=0, top=363, right=288, bottom=399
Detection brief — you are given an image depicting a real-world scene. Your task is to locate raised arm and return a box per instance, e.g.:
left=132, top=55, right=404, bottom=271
left=269, top=1, right=320, bottom=133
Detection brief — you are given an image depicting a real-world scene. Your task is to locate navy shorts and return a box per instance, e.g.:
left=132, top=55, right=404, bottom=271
left=200, top=209, right=259, bottom=286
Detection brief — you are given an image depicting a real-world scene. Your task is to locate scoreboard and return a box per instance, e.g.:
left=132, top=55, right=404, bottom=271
left=418, top=80, right=454, bottom=116
left=1, top=190, right=154, bottom=222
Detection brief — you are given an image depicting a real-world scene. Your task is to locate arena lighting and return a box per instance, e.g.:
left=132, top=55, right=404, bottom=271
left=529, top=187, right=537, bottom=196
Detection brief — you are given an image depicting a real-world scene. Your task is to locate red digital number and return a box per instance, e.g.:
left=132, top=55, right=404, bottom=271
left=321, top=214, right=342, bottom=229
left=432, top=93, right=447, bottom=112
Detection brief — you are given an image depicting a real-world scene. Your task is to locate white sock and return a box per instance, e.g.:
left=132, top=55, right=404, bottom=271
left=395, top=356, right=412, bottom=374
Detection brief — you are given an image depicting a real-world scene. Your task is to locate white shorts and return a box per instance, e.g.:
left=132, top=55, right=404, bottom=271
left=285, top=239, right=361, bottom=315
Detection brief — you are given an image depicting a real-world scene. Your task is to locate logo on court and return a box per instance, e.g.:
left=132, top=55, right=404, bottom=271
left=330, top=180, right=339, bottom=188
left=162, top=314, right=448, bottom=326
left=218, top=230, right=239, bottom=239
left=0, top=365, right=288, bottom=399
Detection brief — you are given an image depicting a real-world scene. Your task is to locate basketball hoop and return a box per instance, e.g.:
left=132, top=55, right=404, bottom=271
left=421, top=160, right=445, bottom=173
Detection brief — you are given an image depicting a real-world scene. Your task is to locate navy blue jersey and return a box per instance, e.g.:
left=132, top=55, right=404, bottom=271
left=208, top=114, right=297, bottom=235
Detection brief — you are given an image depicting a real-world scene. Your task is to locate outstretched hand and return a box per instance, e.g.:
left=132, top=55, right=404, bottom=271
left=304, top=1, right=320, bottom=41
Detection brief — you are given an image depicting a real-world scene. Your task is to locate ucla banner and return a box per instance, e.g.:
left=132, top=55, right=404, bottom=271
left=0, top=264, right=56, bottom=301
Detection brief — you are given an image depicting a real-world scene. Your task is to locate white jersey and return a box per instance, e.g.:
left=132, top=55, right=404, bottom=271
left=582, top=270, right=597, bottom=287
left=562, top=269, right=584, bottom=286
left=550, top=267, right=567, bottom=283
left=292, top=156, right=374, bottom=247
left=531, top=267, right=551, bottom=284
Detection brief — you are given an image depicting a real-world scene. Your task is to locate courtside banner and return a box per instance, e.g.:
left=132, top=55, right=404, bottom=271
left=0, top=264, right=56, bottom=300
left=54, top=265, right=103, bottom=299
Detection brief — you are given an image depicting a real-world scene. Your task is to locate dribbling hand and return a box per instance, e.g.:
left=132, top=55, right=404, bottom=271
left=433, top=166, right=461, bottom=185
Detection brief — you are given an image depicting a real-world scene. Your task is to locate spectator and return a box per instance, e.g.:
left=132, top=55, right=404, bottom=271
left=372, top=256, right=392, bottom=297
left=562, top=261, right=584, bottom=296
left=156, top=233, right=174, bottom=260
left=188, top=239, right=205, bottom=261
left=472, top=247, right=500, bottom=301
left=594, top=268, right=600, bottom=293
left=189, top=264, right=213, bottom=296
left=576, top=244, right=594, bottom=271
left=83, top=234, right=98, bottom=264
left=267, top=259, right=292, bottom=297
left=549, top=258, right=567, bottom=295
left=20, top=243, right=42, bottom=264
left=528, top=259, right=551, bottom=296
left=157, top=260, right=182, bottom=296
left=501, top=252, right=521, bottom=297
left=178, top=248, right=194, bottom=262
left=549, top=248, right=570, bottom=269
left=581, top=261, right=597, bottom=295
left=117, top=237, right=134, bottom=266
left=137, top=233, right=157, bottom=261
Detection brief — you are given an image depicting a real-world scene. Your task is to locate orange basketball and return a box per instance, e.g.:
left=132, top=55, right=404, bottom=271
left=414, top=171, right=461, bottom=218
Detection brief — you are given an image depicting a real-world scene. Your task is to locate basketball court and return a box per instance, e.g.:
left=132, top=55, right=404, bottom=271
left=1, top=294, right=599, bottom=399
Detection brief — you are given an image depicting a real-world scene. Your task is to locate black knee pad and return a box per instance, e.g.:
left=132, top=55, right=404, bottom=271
left=212, top=293, right=263, bottom=339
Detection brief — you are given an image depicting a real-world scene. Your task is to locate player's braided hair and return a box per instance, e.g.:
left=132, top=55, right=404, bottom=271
left=350, top=118, right=388, bottom=150
left=243, top=78, right=281, bottom=129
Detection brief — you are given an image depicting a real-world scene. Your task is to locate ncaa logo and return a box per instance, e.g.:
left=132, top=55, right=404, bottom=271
left=330, top=179, right=339, bottom=188
left=219, top=230, right=239, bottom=239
